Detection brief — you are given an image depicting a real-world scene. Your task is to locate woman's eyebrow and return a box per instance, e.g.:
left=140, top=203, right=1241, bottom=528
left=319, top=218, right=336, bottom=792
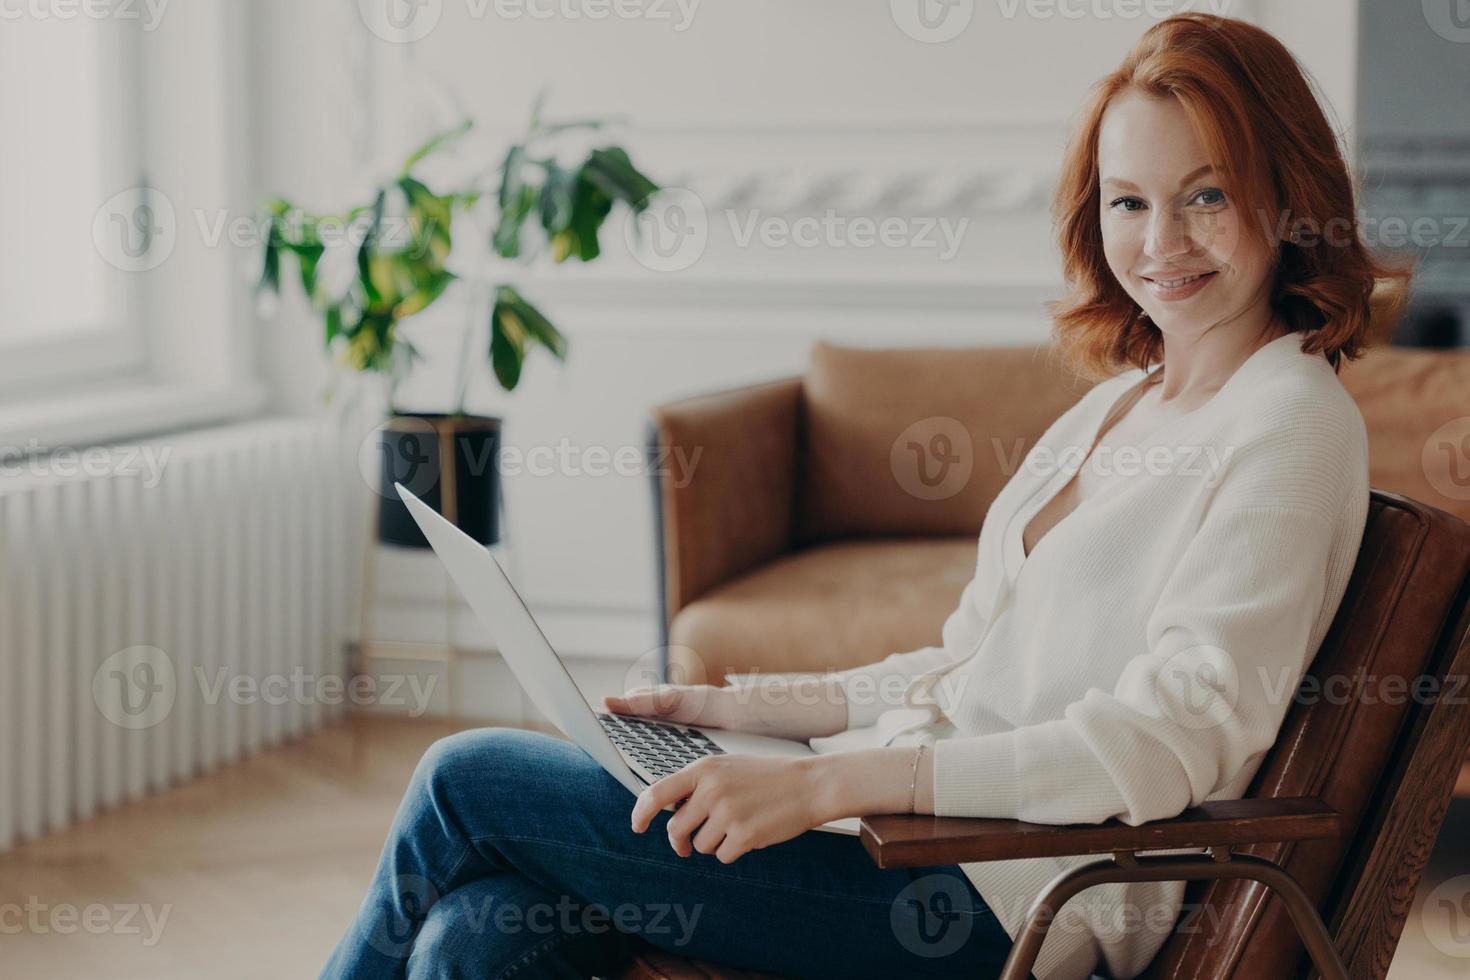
left=1100, top=164, right=1216, bottom=192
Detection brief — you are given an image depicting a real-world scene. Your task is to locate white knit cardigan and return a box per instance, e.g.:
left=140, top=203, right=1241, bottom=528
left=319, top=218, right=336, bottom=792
left=810, top=331, right=1370, bottom=979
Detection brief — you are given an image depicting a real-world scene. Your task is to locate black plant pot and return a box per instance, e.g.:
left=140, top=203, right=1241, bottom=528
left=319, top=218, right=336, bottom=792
left=377, top=414, right=502, bottom=548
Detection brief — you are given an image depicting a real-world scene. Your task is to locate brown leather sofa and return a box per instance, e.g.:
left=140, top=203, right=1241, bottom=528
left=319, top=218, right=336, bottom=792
left=647, top=340, right=1470, bottom=688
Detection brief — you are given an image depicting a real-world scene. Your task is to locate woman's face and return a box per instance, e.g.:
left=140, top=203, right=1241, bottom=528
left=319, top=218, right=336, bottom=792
left=1095, top=88, right=1275, bottom=342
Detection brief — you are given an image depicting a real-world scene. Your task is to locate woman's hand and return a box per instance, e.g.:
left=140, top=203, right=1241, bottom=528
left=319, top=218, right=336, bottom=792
left=628, top=746, right=934, bottom=863
left=601, top=675, right=847, bottom=741
left=601, top=683, right=733, bottom=730
left=629, top=754, right=830, bottom=863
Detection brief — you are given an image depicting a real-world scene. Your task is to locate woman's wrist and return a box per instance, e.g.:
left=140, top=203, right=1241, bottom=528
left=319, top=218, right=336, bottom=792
left=807, top=745, right=936, bottom=822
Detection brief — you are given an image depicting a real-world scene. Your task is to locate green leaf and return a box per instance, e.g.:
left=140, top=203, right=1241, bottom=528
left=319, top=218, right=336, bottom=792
left=357, top=190, right=387, bottom=306
left=498, top=143, right=527, bottom=209
left=538, top=162, right=577, bottom=236
left=258, top=237, right=281, bottom=296
left=500, top=287, right=568, bottom=360
left=494, top=183, right=537, bottom=259
left=366, top=254, right=402, bottom=308
left=582, top=146, right=659, bottom=210
left=489, top=292, right=527, bottom=391
left=563, top=168, right=614, bottom=262
left=325, top=305, right=343, bottom=348
left=290, top=242, right=324, bottom=302
left=398, top=176, right=453, bottom=260
left=395, top=268, right=456, bottom=318
left=261, top=196, right=292, bottom=219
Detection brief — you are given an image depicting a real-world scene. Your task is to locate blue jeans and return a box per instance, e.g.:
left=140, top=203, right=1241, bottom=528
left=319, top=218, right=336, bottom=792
left=321, top=727, right=1013, bottom=980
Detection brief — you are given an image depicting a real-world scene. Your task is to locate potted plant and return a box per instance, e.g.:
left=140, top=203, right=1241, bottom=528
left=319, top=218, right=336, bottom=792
left=257, top=105, right=659, bottom=547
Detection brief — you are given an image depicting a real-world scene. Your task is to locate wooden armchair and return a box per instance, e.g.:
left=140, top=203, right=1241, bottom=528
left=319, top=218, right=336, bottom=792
left=618, top=490, right=1470, bottom=978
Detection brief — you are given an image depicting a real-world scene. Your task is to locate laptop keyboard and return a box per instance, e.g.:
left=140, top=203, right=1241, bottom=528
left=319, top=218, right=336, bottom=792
left=596, top=711, right=725, bottom=779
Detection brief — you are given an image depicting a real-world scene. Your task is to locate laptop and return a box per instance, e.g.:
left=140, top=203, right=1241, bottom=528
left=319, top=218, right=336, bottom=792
left=395, top=484, right=861, bottom=835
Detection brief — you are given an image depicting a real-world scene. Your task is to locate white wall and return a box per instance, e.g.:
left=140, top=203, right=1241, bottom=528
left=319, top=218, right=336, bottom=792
left=245, top=0, right=1363, bottom=719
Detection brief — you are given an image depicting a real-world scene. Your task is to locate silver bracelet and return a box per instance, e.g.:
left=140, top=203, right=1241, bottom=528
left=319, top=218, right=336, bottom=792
left=907, top=744, right=924, bottom=814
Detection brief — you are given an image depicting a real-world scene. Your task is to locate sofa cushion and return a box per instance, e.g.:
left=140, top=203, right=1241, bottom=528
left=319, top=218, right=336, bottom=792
left=798, top=341, right=1091, bottom=542
left=667, top=537, right=976, bottom=686
left=1340, top=343, right=1470, bottom=527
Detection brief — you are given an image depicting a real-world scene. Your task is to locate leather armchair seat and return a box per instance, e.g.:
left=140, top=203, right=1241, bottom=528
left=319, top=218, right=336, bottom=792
left=669, top=537, right=975, bottom=685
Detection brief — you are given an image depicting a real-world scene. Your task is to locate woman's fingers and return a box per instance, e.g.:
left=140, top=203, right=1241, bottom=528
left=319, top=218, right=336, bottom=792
left=715, top=832, right=751, bottom=865
left=630, top=765, right=698, bottom=832
left=603, top=684, right=694, bottom=722
left=690, top=816, right=727, bottom=857
left=663, top=794, right=711, bottom=858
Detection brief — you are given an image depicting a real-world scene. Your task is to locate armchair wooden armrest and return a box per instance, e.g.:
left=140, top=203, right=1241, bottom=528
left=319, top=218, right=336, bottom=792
left=858, top=796, right=1341, bottom=867
left=858, top=797, right=1348, bottom=980
left=647, top=377, right=803, bottom=635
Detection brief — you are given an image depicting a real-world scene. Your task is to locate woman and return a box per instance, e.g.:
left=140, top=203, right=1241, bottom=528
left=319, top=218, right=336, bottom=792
left=323, top=14, right=1404, bottom=980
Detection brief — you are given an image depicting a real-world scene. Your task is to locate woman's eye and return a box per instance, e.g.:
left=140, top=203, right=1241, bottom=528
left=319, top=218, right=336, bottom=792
left=1108, top=196, right=1145, bottom=213
left=1190, top=188, right=1227, bottom=208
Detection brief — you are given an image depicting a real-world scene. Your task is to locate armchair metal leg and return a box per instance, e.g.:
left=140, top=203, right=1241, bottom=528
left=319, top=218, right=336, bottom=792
left=996, top=850, right=1348, bottom=980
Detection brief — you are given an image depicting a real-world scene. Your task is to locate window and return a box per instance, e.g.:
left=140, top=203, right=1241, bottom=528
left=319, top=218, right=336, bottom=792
left=0, top=9, right=145, bottom=393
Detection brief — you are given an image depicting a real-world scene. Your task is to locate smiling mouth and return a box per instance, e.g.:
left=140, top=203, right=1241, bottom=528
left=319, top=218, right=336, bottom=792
left=1144, top=272, right=1217, bottom=289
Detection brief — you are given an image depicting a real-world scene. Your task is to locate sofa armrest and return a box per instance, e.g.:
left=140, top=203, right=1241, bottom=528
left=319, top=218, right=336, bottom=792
left=648, top=376, right=803, bottom=630
left=858, top=797, right=1341, bottom=869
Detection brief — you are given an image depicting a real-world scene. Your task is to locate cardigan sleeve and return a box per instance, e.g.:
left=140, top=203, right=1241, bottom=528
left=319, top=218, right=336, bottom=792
left=929, top=419, right=1367, bottom=825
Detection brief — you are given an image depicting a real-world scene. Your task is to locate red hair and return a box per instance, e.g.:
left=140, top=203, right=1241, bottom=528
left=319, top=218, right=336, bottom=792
left=1048, top=13, right=1410, bottom=381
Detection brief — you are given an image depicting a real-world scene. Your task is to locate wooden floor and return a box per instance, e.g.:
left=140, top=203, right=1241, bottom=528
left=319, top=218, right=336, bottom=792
left=0, top=716, right=481, bottom=980
left=0, top=716, right=1465, bottom=980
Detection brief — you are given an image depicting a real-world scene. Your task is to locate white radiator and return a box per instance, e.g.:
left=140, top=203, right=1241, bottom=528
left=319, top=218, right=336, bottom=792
left=0, top=418, right=352, bottom=852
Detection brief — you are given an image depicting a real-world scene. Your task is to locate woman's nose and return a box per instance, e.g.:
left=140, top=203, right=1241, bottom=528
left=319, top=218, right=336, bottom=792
left=1144, top=209, right=1195, bottom=261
